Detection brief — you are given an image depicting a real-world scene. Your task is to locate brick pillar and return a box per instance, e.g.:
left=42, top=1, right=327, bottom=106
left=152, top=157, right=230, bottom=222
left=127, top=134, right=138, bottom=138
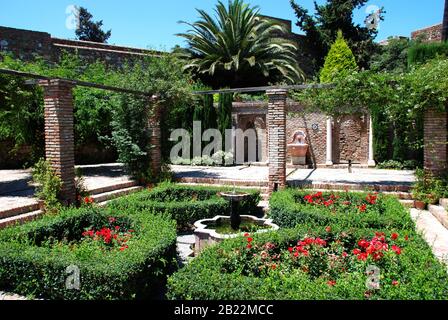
left=266, top=89, right=287, bottom=193
left=148, top=99, right=162, bottom=179
left=39, top=79, right=76, bottom=204
left=424, top=107, right=448, bottom=175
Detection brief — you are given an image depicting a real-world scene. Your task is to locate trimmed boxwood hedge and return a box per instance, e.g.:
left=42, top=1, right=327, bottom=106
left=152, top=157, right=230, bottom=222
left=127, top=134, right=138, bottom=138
left=0, top=206, right=177, bottom=300
left=108, top=183, right=261, bottom=229
left=269, top=189, right=413, bottom=230
left=167, top=224, right=448, bottom=300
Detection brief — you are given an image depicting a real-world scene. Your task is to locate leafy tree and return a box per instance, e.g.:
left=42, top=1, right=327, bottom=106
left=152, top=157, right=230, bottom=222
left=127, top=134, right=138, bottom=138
left=290, top=0, right=383, bottom=72
left=320, top=31, right=358, bottom=83
left=177, top=0, right=304, bottom=88
left=75, top=7, right=112, bottom=43
left=369, top=37, right=410, bottom=73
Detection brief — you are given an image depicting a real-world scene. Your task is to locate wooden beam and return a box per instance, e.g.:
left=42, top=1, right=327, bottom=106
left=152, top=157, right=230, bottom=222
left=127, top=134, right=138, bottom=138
left=193, top=83, right=334, bottom=95
left=0, top=68, right=151, bottom=97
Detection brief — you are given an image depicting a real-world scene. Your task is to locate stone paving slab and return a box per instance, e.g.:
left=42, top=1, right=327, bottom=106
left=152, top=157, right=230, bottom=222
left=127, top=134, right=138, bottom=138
left=410, top=208, right=448, bottom=265
left=171, top=165, right=415, bottom=188
left=0, top=163, right=134, bottom=213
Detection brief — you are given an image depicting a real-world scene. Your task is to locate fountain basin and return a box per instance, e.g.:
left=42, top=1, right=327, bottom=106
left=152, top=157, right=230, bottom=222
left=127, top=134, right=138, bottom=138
left=287, top=130, right=309, bottom=165
left=194, top=215, right=279, bottom=254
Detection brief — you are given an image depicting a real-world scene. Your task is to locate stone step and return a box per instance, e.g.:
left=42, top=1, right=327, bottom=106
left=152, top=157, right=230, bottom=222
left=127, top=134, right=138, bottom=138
left=88, top=181, right=139, bottom=195
left=399, top=199, right=415, bottom=208
left=92, top=186, right=143, bottom=204
left=428, top=204, right=448, bottom=230
left=288, top=181, right=411, bottom=193
left=0, top=202, right=39, bottom=220
left=410, top=208, right=448, bottom=265
left=440, top=198, right=448, bottom=211
left=0, top=210, right=43, bottom=229
left=175, top=177, right=269, bottom=187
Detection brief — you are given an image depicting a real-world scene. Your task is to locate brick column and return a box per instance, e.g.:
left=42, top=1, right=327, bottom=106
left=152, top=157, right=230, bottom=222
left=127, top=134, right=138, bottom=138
left=266, top=89, right=287, bottom=193
left=424, top=107, right=448, bottom=175
left=148, top=99, right=162, bottom=179
left=39, top=79, right=76, bottom=204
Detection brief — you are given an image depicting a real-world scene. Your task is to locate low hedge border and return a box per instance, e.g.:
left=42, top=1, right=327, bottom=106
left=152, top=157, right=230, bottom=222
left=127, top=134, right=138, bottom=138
left=108, top=183, right=261, bottom=229
left=167, top=224, right=448, bottom=300
left=269, top=189, right=414, bottom=230
left=0, top=206, right=177, bottom=300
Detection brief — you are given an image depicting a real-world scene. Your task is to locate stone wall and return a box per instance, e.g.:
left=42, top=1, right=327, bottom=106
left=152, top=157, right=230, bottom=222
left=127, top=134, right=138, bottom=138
left=333, top=114, right=369, bottom=164
left=0, top=26, right=162, bottom=67
left=411, top=23, right=443, bottom=43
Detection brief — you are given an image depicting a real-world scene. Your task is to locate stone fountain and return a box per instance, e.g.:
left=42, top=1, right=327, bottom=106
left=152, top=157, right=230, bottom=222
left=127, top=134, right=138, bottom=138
left=287, top=130, right=309, bottom=165
left=193, top=188, right=279, bottom=254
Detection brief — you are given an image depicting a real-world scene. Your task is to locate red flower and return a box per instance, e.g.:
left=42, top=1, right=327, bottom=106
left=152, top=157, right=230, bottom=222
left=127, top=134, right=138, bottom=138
left=357, top=253, right=368, bottom=261
left=288, top=247, right=293, bottom=252
left=391, top=245, right=401, bottom=255
left=247, top=237, right=253, bottom=243
left=391, top=233, right=398, bottom=241
left=392, top=280, right=399, bottom=286
left=271, top=264, right=277, bottom=270
left=246, top=244, right=252, bottom=249
left=325, top=226, right=332, bottom=233
left=244, top=233, right=250, bottom=237
left=327, top=280, right=336, bottom=287
left=353, top=249, right=361, bottom=255
left=358, top=204, right=367, bottom=212
left=405, top=235, right=409, bottom=241
left=109, top=217, right=116, bottom=223
left=115, top=226, right=120, bottom=231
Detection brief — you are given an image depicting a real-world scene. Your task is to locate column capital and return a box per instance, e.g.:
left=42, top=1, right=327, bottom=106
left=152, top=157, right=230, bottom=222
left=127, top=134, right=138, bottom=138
left=266, top=89, right=288, bottom=96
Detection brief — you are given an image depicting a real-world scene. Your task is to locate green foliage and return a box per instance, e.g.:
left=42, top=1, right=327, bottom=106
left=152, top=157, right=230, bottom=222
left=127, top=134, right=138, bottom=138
left=269, top=189, right=413, bottom=230
left=370, top=37, right=411, bottom=73
left=290, top=0, right=382, bottom=73
left=412, top=169, right=448, bottom=204
left=31, top=159, right=62, bottom=210
left=408, top=42, right=448, bottom=66
left=0, top=206, right=178, bottom=300
left=377, top=160, right=419, bottom=170
left=177, top=0, right=304, bottom=87
left=75, top=7, right=112, bottom=43
left=320, top=31, right=358, bottom=83
left=108, top=183, right=261, bottom=230
left=167, top=224, right=448, bottom=300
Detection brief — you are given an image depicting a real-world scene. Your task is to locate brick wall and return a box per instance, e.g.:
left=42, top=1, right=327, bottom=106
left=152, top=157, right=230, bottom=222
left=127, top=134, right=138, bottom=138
left=0, top=26, right=162, bottom=68
left=411, top=23, right=443, bottom=43
left=424, top=107, right=448, bottom=175
left=233, top=102, right=369, bottom=166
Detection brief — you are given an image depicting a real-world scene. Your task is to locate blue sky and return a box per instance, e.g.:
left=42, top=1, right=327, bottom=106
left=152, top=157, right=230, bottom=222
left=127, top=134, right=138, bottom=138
left=0, top=0, right=444, bottom=51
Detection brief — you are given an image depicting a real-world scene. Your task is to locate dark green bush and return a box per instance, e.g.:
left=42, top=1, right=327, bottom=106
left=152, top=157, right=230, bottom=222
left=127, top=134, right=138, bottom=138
left=268, top=189, right=413, bottom=230
left=408, top=42, right=448, bottom=66
left=167, top=224, right=448, bottom=300
left=108, top=183, right=261, bottom=229
left=0, top=206, right=177, bottom=300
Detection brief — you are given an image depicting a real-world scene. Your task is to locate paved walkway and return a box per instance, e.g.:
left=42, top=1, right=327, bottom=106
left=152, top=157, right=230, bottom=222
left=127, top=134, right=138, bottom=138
left=0, top=163, right=133, bottom=212
left=171, top=165, right=415, bottom=187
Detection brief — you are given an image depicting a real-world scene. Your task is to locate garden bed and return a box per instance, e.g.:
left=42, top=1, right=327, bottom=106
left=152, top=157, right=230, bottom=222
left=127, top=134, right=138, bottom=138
left=269, top=189, right=413, bottom=230
left=108, top=183, right=261, bottom=230
left=167, top=224, right=448, bottom=300
left=0, top=206, right=177, bottom=300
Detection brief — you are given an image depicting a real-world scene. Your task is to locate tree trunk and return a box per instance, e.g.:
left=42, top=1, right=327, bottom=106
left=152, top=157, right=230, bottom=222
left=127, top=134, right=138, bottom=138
left=443, top=0, right=448, bottom=42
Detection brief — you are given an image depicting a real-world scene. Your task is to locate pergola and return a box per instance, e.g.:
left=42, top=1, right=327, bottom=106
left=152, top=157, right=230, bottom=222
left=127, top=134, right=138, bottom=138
left=1, top=67, right=447, bottom=203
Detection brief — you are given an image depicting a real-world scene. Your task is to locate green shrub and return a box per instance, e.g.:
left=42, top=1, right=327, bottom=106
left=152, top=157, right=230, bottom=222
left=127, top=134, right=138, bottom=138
left=31, top=158, right=62, bottom=210
left=269, top=189, right=413, bottom=230
left=320, top=30, right=358, bottom=83
left=0, top=206, right=177, bottom=300
left=408, top=42, right=448, bottom=66
left=167, top=224, right=448, bottom=300
left=108, top=183, right=261, bottom=229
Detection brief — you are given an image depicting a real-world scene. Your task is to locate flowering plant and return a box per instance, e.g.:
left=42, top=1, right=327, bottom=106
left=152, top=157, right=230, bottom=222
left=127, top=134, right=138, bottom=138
left=82, top=216, right=134, bottom=251
left=302, top=191, right=379, bottom=213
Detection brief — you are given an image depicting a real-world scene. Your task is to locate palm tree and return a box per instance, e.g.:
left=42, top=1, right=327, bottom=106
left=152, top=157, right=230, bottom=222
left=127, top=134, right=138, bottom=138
left=177, top=0, right=304, bottom=88
left=443, top=0, right=448, bottom=42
